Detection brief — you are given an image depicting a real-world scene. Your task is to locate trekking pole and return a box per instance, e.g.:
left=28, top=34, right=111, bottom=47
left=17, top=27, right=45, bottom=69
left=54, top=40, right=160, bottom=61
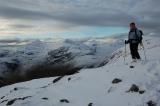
left=123, top=42, right=127, bottom=64
left=141, top=43, right=147, bottom=61
left=143, top=45, right=147, bottom=61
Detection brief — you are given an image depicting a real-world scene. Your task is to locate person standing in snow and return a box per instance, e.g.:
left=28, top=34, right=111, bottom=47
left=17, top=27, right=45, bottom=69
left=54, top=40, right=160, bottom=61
left=125, top=22, right=143, bottom=62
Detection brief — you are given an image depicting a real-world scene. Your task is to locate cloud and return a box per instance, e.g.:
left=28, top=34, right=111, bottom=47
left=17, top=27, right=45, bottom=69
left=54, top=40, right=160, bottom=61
left=0, top=5, right=54, bottom=20
left=0, top=0, right=159, bottom=35
left=9, top=24, right=34, bottom=29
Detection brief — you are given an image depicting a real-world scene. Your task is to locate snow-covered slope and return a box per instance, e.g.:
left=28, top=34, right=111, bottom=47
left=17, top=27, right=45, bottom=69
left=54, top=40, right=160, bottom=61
left=0, top=36, right=160, bottom=106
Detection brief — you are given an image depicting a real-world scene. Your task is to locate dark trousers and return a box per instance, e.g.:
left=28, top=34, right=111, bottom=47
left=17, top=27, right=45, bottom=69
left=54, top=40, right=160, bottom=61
left=130, top=43, right=140, bottom=59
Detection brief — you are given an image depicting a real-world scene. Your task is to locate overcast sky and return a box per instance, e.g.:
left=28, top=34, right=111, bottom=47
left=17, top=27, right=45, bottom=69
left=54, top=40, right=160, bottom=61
left=0, top=0, right=159, bottom=38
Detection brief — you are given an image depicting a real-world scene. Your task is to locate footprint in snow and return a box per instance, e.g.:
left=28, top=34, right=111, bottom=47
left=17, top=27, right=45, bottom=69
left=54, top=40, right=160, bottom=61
left=107, top=86, right=117, bottom=93
left=147, top=62, right=157, bottom=72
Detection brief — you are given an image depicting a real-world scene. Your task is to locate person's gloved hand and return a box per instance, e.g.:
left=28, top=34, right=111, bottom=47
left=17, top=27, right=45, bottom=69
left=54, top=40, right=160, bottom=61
left=125, top=40, right=129, bottom=44
left=140, top=42, right=144, bottom=48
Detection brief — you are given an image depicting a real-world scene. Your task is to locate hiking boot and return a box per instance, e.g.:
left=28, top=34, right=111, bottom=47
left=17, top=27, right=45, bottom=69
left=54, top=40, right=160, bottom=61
left=137, top=58, right=142, bottom=62
left=131, top=59, right=137, bottom=63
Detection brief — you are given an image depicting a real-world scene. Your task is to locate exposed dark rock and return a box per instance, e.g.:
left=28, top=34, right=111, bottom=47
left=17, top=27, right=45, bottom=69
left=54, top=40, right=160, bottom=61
left=147, top=100, right=156, bottom=106
left=13, top=87, right=18, bottom=91
left=42, top=97, right=48, bottom=100
left=48, top=47, right=68, bottom=57
left=47, top=47, right=74, bottom=64
left=112, top=78, right=122, bottom=84
left=53, top=53, right=73, bottom=63
left=6, top=96, right=32, bottom=105
left=1, top=96, right=5, bottom=99
left=13, top=87, right=29, bottom=91
left=9, top=87, right=29, bottom=93
left=127, top=84, right=139, bottom=92
left=0, top=99, right=8, bottom=103
left=68, top=77, right=71, bottom=81
left=60, top=99, right=70, bottom=103
left=18, top=96, right=32, bottom=100
left=6, top=98, right=17, bottom=105
left=53, top=76, right=63, bottom=83
left=88, top=103, right=93, bottom=106
left=130, top=65, right=135, bottom=68
left=139, top=90, right=146, bottom=94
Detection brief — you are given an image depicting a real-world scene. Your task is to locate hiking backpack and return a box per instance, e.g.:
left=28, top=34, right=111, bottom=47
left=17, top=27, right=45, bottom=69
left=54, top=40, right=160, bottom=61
left=135, top=29, right=143, bottom=42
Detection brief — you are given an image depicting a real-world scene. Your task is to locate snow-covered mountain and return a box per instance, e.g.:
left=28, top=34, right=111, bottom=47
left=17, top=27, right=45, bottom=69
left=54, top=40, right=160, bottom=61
left=0, top=35, right=160, bottom=106
left=0, top=36, right=124, bottom=87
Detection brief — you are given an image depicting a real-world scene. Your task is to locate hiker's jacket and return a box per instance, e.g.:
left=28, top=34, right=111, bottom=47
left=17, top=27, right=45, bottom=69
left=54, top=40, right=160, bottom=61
left=128, top=28, right=142, bottom=44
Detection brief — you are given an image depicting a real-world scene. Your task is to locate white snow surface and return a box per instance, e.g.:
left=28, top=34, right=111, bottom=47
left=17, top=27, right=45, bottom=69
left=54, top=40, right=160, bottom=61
left=0, top=36, right=160, bottom=106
